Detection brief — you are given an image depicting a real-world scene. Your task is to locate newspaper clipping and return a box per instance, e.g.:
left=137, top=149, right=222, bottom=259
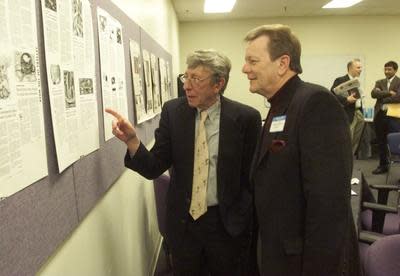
left=41, top=0, right=100, bottom=172
left=0, top=0, right=48, bottom=197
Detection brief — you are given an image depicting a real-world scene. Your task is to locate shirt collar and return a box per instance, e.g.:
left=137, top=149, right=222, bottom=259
left=348, top=74, right=358, bottom=80
left=388, top=76, right=395, bottom=82
left=268, top=75, right=300, bottom=113
left=197, top=95, right=221, bottom=121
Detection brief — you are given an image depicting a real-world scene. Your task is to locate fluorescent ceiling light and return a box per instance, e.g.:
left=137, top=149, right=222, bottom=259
left=204, top=0, right=236, bottom=13
left=323, top=0, right=363, bottom=9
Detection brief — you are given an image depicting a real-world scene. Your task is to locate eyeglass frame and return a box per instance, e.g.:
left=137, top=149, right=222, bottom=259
left=179, top=74, right=216, bottom=86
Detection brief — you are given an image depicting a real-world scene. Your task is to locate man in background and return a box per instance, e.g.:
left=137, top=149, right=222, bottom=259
left=106, top=49, right=261, bottom=276
left=331, top=59, right=365, bottom=155
left=371, top=61, right=400, bottom=174
left=243, top=24, right=360, bottom=275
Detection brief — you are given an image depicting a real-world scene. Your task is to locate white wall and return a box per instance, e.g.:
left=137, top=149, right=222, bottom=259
left=179, top=16, right=400, bottom=118
left=37, top=0, right=179, bottom=275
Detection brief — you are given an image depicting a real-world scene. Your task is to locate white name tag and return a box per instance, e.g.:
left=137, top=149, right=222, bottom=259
left=270, top=115, right=286, bottom=133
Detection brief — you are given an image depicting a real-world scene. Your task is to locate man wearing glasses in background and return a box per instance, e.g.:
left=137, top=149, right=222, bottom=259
left=106, top=49, right=261, bottom=276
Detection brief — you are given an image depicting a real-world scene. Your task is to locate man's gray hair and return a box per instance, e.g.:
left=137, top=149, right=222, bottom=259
left=186, top=49, right=231, bottom=94
left=347, top=58, right=361, bottom=71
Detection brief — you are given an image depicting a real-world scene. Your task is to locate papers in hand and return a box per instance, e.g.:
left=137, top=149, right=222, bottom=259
left=333, top=78, right=360, bottom=97
left=386, top=103, right=400, bottom=118
left=351, top=189, right=357, bottom=196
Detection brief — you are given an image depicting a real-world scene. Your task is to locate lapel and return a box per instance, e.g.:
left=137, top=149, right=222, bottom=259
left=250, top=124, right=266, bottom=178
left=389, top=76, right=400, bottom=91
left=177, top=99, right=196, bottom=171
left=217, top=96, right=235, bottom=195
left=255, top=107, right=288, bottom=168
left=254, top=76, right=301, bottom=169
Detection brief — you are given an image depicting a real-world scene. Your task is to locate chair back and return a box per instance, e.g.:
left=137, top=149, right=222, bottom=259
left=363, top=234, right=400, bottom=276
left=357, top=172, right=376, bottom=232
left=385, top=133, right=400, bottom=185
left=153, top=174, right=170, bottom=236
left=387, top=132, right=400, bottom=157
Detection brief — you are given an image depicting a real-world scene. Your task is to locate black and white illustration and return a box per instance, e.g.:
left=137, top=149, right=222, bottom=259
left=99, top=15, right=107, bottom=32
left=45, top=0, right=57, bottom=12
left=79, top=78, right=93, bottom=95
left=63, top=70, right=76, bottom=108
left=50, top=64, right=61, bottom=85
left=15, top=52, right=36, bottom=82
left=72, top=0, right=83, bottom=37
left=116, top=28, right=122, bottom=44
left=144, top=59, right=152, bottom=110
left=0, top=58, right=11, bottom=100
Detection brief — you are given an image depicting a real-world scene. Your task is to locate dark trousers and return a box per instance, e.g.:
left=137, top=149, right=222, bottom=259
left=170, top=206, right=251, bottom=276
left=374, top=110, right=400, bottom=167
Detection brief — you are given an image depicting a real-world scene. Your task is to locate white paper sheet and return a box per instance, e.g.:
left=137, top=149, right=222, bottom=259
left=41, top=0, right=100, bottom=172
left=129, top=39, right=146, bottom=124
left=97, top=7, right=128, bottom=140
left=0, top=0, right=48, bottom=197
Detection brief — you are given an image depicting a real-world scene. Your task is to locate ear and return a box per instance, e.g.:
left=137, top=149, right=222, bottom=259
left=277, top=55, right=291, bottom=76
left=214, top=78, right=226, bottom=94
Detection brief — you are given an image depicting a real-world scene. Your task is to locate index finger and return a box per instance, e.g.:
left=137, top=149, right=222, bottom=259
left=105, top=108, right=122, bottom=120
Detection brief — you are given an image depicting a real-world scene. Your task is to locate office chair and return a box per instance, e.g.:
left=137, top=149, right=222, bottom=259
left=363, top=234, right=400, bottom=276
left=385, top=132, right=400, bottom=185
left=358, top=173, right=400, bottom=268
left=358, top=172, right=400, bottom=235
left=153, top=174, right=172, bottom=272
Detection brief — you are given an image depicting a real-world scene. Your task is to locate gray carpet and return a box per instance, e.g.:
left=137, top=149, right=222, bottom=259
left=153, top=157, right=400, bottom=276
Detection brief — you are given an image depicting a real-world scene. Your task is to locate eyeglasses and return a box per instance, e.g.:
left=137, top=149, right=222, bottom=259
left=179, top=74, right=213, bottom=85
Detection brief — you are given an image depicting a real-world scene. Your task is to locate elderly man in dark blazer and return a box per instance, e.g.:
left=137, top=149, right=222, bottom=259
left=331, top=59, right=365, bottom=155
left=242, top=24, right=361, bottom=275
left=106, top=49, right=261, bottom=276
left=371, top=61, right=400, bottom=174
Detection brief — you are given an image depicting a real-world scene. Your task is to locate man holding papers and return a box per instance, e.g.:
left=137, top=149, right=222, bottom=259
left=331, top=59, right=365, bottom=155
left=371, top=61, right=400, bottom=174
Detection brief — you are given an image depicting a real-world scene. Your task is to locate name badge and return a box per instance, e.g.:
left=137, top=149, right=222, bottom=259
left=270, top=115, right=286, bottom=133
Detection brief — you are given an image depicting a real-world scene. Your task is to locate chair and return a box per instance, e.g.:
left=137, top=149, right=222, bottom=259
left=385, top=132, right=400, bottom=185
left=358, top=172, right=400, bottom=235
left=363, top=234, right=400, bottom=276
left=153, top=174, right=172, bottom=272
left=358, top=175, right=400, bottom=271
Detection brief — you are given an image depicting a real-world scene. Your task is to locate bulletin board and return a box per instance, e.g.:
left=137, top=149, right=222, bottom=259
left=0, top=0, right=173, bottom=275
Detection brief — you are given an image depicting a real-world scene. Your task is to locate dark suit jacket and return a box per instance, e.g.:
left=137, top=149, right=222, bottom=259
left=371, top=75, right=400, bottom=116
left=251, top=76, right=361, bottom=276
left=331, top=74, right=361, bottom=123
left=125, top=96, right=261, bottom=253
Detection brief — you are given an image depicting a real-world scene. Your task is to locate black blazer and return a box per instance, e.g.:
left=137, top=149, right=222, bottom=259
left=125, top=96, right=261, bottom=252
left=251, top=76, right=361, bottom=275
left=331, top=74, right=360, bottom=123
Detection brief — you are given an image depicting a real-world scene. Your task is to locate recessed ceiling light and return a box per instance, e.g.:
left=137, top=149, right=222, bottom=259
left=323, top=0, right=363, bottom=9
left=204, top=0, right=236, bottom=13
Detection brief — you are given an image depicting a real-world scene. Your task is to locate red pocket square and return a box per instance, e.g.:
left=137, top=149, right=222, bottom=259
left=270, top=139, right=286, bottom=153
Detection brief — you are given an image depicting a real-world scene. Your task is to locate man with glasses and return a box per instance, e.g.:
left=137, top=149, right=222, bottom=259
left=106, top=49, right=261, bottom=275
left=243, top=24, right=361, bottom=275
